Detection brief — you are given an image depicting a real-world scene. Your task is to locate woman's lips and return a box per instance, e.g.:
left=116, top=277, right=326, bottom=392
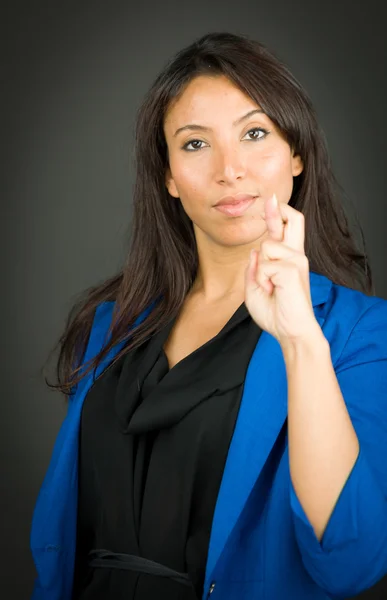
left=214, top=197, right=256, bottom=216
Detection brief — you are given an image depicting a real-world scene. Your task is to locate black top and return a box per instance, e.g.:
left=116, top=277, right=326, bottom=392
left=72, top=301, right=262, bottom=600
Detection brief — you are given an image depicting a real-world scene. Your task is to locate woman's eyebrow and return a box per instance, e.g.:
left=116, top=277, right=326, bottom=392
left=173, top=108, right=265, bottom=138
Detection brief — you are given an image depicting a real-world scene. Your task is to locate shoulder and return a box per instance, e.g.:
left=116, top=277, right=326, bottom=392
left=84, top=301, right=116, bottom=355
left=87, top=298, right=158, bottom=351
left=311, top=270, right=387, bottom=322
left=92, top=301, right=116, bottom=331
left=310, top=271, right=387, bottom=365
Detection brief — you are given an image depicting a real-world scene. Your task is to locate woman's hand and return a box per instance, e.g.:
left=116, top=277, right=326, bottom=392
left=244, top=193, right=321, bottom=347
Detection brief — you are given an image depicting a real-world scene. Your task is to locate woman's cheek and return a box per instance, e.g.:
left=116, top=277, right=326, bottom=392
left=253, top=152, right=294, bottom=188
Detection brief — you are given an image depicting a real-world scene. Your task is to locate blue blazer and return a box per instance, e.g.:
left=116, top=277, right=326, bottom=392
left=30, top=272, right=387, bottom=599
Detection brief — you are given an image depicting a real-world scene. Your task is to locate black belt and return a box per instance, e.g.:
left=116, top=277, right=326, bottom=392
left=88, top=549, right=193, bottom=588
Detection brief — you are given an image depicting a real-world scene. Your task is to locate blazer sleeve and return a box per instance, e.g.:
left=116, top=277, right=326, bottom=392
left=289, top=299, right=387, bottom=599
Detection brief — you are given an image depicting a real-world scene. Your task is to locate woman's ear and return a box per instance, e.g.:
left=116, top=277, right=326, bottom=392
left=165, top=167, right=179, bottom=198
left=292, top=153, right=304, bottom=177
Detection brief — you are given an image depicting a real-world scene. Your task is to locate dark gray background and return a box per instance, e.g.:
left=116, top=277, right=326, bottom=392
left=2, top=1, right=386, bottom=598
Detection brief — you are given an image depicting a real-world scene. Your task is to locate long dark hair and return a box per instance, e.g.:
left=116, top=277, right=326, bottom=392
left=44, top=31, right=374, bottom=398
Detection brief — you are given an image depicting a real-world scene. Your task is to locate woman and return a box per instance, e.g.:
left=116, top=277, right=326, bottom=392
left=30, top=32, right=387, bottom=599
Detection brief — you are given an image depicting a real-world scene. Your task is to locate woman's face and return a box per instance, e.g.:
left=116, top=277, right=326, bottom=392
left=163, top=75, right=303, bottom=247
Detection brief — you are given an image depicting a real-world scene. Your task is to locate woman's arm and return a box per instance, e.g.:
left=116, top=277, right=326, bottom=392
left=282, top=299, right=387, bottom=598
left=282, top=329, right=359, bottom=542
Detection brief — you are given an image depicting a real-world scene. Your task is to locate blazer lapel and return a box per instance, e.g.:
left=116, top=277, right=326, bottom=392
left=204, top=271, right=332, bottom=584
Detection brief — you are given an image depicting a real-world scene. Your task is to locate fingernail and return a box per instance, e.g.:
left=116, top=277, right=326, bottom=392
left=272, top=193, right=278, bottom=208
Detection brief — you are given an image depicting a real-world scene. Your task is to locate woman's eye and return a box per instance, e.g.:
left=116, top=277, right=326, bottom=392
left=182, top=139, right=205, bottom=151
left=244, top=127, right=269, bottom=141
left=182, top=127, right=269, bottom=152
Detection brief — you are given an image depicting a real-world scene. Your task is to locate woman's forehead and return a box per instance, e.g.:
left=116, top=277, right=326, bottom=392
left=164, top=76, right=266, bottom=133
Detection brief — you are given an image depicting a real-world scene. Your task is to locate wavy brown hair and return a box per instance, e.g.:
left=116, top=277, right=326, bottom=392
left=44, top=31, right=373, bottom=398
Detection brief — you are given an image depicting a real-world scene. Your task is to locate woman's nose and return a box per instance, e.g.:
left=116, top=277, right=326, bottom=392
left=215, top=148, right=247, bottom=183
